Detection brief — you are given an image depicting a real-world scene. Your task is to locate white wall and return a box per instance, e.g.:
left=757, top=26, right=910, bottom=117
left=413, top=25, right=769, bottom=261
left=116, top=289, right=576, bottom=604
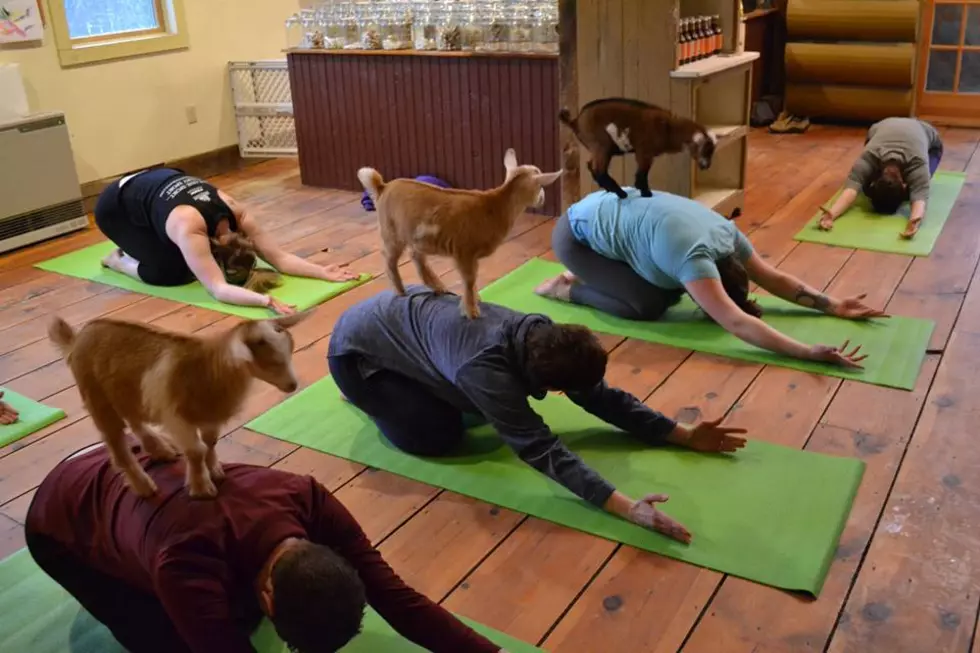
left=0, top=0, right=300, bottom=184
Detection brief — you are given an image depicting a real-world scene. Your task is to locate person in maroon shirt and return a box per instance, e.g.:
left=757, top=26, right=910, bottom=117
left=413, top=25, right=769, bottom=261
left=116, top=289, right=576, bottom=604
left=25, top=442, right=504, bottom=653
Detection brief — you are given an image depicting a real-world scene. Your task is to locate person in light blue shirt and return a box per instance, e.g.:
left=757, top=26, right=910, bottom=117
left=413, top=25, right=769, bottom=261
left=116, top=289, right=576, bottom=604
left=535, top=188, right=887, bottom=368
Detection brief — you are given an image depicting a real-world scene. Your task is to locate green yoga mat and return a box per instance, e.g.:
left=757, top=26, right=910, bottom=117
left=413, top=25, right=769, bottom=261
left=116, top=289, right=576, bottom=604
left=0, top=388, right=65, bottom=448
left=247, top=377, right=865, bottom=596
left=0, top=548, right=539, bottom=653
left=478, top=258, right=932, bottom=391
left=36, top=241, right=372, bottom=319
left=793, top=171, right=966, bottom=256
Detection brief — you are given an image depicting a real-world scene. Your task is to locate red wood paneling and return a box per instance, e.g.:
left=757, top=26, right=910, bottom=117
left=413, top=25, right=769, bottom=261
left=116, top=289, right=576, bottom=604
left=288, top=52, right=561, bottom=215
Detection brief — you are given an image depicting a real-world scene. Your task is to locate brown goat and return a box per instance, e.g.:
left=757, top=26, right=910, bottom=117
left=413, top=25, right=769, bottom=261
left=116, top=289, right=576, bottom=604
left=560, top=97, right=717, bottom=199
left=358, top=149, right=562, bottom=319
left=47, top=311, right=309, bottom=499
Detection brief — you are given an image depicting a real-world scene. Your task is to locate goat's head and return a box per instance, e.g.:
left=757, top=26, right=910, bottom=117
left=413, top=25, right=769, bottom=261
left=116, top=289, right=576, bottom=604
left=230, top=311, right=312, bottom=393
left=688, top=129, right=718, bottom=170
left=503, top=148, right=563, bottom=208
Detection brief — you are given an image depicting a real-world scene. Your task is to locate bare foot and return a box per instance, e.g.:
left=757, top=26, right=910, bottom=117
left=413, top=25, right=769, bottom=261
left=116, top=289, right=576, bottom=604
left=534, top=271, right=577, bottom=301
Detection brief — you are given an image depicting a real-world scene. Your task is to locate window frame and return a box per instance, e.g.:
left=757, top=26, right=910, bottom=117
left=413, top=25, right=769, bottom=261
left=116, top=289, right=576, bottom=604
left=914, top=0, right=980, bottom=126
left=49, top=0, right=189, bottom=67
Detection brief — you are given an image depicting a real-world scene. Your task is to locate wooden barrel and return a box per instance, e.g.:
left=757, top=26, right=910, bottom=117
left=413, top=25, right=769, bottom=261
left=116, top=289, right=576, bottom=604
left=785, top=43, right=915, bottom=87
left=786, top=0, right=918, bottom=43
left=785, top=83, right=913, bottom=122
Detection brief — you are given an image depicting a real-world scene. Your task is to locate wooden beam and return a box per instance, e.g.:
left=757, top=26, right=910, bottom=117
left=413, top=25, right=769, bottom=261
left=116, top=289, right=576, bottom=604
left=558, top=0, right=580, bottom=213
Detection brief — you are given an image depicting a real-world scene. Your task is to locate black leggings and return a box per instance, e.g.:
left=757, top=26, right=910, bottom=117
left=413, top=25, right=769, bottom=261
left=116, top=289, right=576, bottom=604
left=94, top=181, right=193, bottom=287
left=551, top=214, right=683, bottom=320
left=328, top=354, right=484, bottom=456
left=25, top=530, right=192, bottom=653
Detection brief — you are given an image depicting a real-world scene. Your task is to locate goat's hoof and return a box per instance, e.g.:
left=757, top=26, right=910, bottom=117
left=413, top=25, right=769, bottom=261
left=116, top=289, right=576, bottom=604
left=209, top=462, right=226, bottom=481
left=640, top=189, right=652, bottom=198
left=189, top=477, right=218, bottom=499
left=146, top=439, right=180, bottom=462
left=129, top=475, right=158, bottom=498
left=461, top=305, right=481, bottom=319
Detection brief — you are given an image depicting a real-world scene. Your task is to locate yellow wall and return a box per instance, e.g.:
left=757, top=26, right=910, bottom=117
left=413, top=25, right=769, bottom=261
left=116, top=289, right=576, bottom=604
left=0, top=0, right=300, bottom=184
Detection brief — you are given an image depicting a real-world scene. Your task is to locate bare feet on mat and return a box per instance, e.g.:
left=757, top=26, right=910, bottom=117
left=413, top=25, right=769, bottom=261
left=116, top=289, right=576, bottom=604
left=534, top=271, right=578, bottom=301
left=900, top=217, right=921, bottom=240
left=809, top=340, right=868, bottom=369
left=0, top=392, right=19, bottom=425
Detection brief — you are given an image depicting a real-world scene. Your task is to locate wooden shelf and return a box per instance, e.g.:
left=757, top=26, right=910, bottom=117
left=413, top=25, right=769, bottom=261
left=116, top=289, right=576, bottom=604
left=707, top=124, right=748, bottom=149
left=670, top=51, right=760, bottom=79
left=694, top=187, right=743, bottom=216
left=286, top=47, right=558, bottom=60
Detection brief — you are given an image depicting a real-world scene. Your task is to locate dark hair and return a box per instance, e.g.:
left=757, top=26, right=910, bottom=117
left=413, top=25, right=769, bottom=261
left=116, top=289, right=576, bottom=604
left=270, top=541, right=367, bottom=653
left=525, top=322, right=607, bottom=392
left=866, top=163, right=906, bottom=215
left=210, top=232, right=282, bottom=293
left=715, top=256, right=763, bottom=319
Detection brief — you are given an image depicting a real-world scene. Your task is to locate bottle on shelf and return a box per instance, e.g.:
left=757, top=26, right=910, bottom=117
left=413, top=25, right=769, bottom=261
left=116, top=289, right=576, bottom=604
left=699, top=16, right=711, bottom=60
left=677, top=18, right=689, bottom=67
left=711, top=14, right=722, bottom=55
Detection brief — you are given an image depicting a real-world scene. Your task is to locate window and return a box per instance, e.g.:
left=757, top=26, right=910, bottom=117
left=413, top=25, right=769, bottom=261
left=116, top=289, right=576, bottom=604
left=916, top=0, right=980, bottom=126
left=49, top=0, right=188, bottom=67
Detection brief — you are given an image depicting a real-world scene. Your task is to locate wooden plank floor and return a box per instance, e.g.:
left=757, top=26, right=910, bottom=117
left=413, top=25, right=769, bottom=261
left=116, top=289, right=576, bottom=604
left=2, top=125, right=980, bottom=652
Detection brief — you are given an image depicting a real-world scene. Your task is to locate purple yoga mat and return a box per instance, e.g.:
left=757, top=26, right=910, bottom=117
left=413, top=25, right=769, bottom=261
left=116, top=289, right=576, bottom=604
left=361, top=175, right=452, bottom=211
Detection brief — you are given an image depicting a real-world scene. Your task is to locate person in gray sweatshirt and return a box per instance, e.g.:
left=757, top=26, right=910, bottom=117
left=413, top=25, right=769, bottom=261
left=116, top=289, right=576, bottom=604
left=818, top=117, right=944, bottom=240
left=327, top=286, right=749, bottom=545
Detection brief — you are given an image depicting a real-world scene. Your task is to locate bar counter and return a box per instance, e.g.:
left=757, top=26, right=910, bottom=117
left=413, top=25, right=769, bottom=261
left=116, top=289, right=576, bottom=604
left=287, top=48, right=561, bottom=215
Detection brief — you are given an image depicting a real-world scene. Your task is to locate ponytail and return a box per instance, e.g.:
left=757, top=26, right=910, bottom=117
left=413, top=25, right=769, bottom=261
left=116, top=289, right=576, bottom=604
left=210, top=232, right=282, bottom=293
left=715, top=255, right=762, bottom=319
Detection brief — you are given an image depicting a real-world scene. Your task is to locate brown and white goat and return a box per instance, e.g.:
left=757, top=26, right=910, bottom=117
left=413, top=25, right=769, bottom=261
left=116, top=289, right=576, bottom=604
left=559, top=97, right=717, bottom=199
left=358, top=149, right=562, bottom=319
left=48, top=312, right=309, bottom=499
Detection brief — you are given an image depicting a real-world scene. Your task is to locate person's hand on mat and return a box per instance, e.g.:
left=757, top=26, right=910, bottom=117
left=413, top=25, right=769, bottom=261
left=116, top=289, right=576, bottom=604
left=321, top=263, right=359, bottom=282
left=628, top=494, right=692, bottom=544
left=808, top=340, right=867, bottom=369
left=0, top=393, right=19, bottom=425
left=900, top=217, right=922, bottom=240
left=817, top=209, right=835, bottom=231
left=829, top=294, right=889, bottom=321
left=267, top=296, right=297, bottom=316
left=668, top=417, right=747, bottom=454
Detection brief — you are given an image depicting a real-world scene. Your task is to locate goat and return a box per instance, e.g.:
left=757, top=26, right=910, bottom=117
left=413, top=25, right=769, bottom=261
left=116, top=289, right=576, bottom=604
left=559, top=97, right=717, bottom=199
left=358, top=149, right=562, bottom=319
left=47, top=311, right=310, bottom=499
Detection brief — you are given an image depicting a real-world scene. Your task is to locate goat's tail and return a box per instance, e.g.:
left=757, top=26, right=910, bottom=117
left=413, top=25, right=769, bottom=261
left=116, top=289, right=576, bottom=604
left=357, top=167, right=385, bottom=201
left=47, top=316, right=76, bottom=357
left=558, top=108, right=577, bottom=130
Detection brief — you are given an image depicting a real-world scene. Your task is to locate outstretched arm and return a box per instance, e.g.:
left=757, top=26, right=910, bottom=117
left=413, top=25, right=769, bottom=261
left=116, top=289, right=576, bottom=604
left=221, top=191, right=358, bottom=282
left=743, top=252, right=887, bottom=320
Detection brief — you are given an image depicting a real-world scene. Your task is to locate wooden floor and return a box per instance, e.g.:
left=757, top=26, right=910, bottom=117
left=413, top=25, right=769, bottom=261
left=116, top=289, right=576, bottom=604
left=2, top=126, right=980, bottom=653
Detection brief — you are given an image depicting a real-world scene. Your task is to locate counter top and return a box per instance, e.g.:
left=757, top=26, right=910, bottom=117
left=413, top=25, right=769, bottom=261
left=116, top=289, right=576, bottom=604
left=286, top=47, right=558, bottom=60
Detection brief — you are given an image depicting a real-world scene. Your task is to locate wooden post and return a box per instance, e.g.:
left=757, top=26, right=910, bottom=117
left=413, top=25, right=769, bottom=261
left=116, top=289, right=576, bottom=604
left=558, top=0, right=579, bottom=214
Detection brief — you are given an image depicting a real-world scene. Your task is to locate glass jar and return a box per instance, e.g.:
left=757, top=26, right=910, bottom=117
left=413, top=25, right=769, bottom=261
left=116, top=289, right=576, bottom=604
left=434, top=6, right=462, bottom=52
left=298, top=8, right=317, bottom=49
left=508, top=3, right=533, bottom=53
left=382, top=3, right=413, bottom=50
left=457, top=3, right=483, bottom=51
left=284, top=13, right=304, bottom=50
left=341, top=1, right=362, bottom=49
left=322, top=3, right=346, bottom=49
left=532, top=2, right=558, bottom=54
left=480, top=2, right=509, bottom=52
left=358, top=2, right=383, bottom=50
left=412, top=1, right=438, bottom=51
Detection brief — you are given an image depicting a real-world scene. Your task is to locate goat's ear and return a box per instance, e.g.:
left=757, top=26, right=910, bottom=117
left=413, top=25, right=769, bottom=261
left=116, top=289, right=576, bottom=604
left=270, top=309, right=313, bottom=330
left=504, top=148, right=518, bottom=172
left=533, top=170, right=564, bottom=187
left=228, top=330, right=254, bottom=364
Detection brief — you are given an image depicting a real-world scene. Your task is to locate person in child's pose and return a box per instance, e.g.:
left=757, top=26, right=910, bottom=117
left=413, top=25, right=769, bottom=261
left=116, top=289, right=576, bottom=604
left=818, top=117, right=944, bottom=239
left=329, top=286, right=751, bottom=545
left=94, top=168, right=359, bottom=315
left=26, top=442, right=507, bottom=653
left=535, top=188, right=886, bottom=367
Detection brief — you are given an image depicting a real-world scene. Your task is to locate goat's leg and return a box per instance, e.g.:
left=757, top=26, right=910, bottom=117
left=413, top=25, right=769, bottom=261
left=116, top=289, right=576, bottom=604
left=588, top=149, right=627, bottom=199
left=455, top=256, right=481, bottom=319
left=166, top=419, right=217, bottom=499
left=634, top=151, right=654, bottom=198
left=412, top=252, right=448, bottom=294
left=200, top=427, right=225, bottom=481
left=129, top=421, right=179, bottom=462
left=383, top=241, right=407, bottom=295
left=86, top=391, right=157, bottom=498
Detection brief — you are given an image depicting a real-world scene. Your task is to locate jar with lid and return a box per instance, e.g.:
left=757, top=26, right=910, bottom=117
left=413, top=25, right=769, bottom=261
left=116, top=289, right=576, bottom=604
left=456, top=3, right=483, bottom=51
left=340, top=1, right=362, bottom=49
left=507, top=2, right=533, bottom=53
left=298, top=8, right=317, bottom=49
left=321, top=2, right=346, bottom=49
left=480, top=2, right=509, bottom=52
left=531, top=2, right=558, bottom=53
left=412, top=1, right=438, bottom=51
left=381, top=3, right=413, bottom=50
left=284, top=13, right=304, bottom=50
left=357, top=1, right=383, bottom=50
left=434, top=6, right=462, bottom=52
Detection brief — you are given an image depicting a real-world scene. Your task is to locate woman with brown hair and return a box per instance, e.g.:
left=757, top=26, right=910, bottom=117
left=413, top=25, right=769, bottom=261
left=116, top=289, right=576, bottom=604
left=535, top=187, right=886, bottom=368
left=94, top=168, right=359, bottom=315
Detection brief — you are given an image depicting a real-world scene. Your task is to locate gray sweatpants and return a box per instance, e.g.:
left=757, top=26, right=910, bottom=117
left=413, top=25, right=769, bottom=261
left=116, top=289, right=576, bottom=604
left=551, top=214, right=683, bottom=320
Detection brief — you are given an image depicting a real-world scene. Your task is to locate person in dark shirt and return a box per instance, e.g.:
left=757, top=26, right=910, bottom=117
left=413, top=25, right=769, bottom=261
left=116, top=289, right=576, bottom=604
left=327, top=286, right=749, bottom=544
left=25, top=442, right=504, bottom=653
left=94, top=168, right=360, bottom=315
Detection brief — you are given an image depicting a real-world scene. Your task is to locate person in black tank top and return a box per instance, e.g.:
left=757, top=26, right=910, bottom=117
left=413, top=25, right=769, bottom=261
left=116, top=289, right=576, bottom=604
left=93, top=168, right=360, bottom=315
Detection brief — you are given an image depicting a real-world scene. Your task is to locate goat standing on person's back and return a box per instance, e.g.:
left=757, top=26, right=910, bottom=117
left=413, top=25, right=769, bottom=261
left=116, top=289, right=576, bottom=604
left=47, top=312, right=309, bottom=499
left=358, top=148, right=563, bottom=319
left=560, top=97, right=718, bottom=199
